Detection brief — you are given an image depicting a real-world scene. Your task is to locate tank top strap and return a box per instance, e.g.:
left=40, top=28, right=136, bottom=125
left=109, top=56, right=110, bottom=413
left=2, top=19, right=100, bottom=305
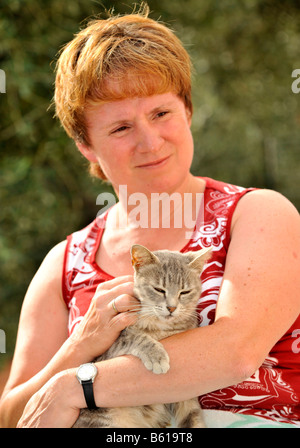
left=183, top=176, right=256, bottom=253
left=62, top=212, right=111, bottom=307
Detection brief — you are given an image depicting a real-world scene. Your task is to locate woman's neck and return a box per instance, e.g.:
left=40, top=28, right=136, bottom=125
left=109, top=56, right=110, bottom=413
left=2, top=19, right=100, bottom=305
left=108, top=175, right=206, bottom=239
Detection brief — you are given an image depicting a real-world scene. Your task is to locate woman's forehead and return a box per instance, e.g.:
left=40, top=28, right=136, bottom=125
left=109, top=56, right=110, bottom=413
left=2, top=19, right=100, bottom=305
left=87, top=71, right=175, bottom=105
left=85, top=92, right=181, bottom=127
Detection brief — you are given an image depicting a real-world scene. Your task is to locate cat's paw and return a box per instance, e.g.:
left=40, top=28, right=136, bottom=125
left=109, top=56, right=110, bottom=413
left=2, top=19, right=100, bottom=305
left=143, top=354, right=170, bottom=374
left=152, top=359, right=170, bottom=374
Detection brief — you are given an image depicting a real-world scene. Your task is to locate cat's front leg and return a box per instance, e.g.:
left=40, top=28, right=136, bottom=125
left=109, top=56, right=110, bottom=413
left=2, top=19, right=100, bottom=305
left=109, top=330, right=170, bottom=374
left=131, top=336, right=170, bottom=374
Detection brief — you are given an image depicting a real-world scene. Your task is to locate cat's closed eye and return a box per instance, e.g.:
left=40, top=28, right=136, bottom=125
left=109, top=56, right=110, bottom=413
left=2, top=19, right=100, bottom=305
left=180, top=290, right=192, bottom=296
left=153, top=287, right=166, bottom=294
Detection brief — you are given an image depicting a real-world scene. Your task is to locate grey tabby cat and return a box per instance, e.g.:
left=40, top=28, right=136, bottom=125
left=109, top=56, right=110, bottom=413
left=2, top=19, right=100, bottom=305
left=73, top=244, right=212, bottom=428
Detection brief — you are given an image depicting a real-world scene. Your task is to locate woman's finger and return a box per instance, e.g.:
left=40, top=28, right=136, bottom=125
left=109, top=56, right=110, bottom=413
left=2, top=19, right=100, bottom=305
left=109, top=309, right=138, bottom=331
left=95, top=275, right=134, bottom=294
left=109, top=294, right=141, bottom=316
left=94, top=281, right=135, bottom=309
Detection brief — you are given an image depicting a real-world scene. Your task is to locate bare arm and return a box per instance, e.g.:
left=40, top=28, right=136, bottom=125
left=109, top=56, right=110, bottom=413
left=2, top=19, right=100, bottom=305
left=0, top=241, right=137, bottom=427
left=91, top=190, right=300, bottom=405
left=0, top=241, right=70, bottom=427
left=16, top=189, right=300, bottom=427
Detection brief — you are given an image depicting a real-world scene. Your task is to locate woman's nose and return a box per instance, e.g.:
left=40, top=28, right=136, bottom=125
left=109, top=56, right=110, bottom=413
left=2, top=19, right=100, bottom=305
left=135, top=123, right=163, bottom=153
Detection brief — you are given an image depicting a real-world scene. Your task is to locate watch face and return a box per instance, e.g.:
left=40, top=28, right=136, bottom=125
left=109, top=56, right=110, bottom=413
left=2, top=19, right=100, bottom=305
left=77, top=363, right=97, bottom=382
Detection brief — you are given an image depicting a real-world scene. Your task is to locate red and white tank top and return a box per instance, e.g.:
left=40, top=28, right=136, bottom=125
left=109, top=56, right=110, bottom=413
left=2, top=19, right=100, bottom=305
left=62, top=177, right=300, bottom=426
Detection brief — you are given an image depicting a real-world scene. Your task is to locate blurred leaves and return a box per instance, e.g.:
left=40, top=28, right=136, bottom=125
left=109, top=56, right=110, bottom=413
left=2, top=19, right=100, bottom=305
left=0, top=0, right=115, bottom=363
left=0, top=0, right=300, bottom=364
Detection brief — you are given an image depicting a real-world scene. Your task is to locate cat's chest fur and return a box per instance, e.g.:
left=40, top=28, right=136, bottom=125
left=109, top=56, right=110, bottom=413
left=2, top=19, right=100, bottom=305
left=73, top=244, right=211, bottom=428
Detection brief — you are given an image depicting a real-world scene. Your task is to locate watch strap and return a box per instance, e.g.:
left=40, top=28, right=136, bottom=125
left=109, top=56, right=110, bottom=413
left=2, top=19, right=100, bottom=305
left=82, top=380, right=98, bottom=410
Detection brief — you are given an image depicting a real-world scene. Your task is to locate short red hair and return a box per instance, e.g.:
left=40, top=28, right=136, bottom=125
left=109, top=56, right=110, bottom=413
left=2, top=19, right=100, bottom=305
left=54, top=5, right=193, bottom=179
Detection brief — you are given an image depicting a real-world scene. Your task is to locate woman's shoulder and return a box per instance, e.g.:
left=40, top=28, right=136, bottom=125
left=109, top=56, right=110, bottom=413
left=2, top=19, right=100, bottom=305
left=232, top=188, right=300, bottom=230
left=41, top=240, right=68, bottom=273
left=27, top=240, right=69, bottom=303
left=202, top=177, right=299, bottom=233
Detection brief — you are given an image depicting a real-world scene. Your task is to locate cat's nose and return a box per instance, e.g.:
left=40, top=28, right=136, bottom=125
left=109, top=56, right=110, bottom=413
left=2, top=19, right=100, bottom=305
left=167, top=306, right=177, bottom=314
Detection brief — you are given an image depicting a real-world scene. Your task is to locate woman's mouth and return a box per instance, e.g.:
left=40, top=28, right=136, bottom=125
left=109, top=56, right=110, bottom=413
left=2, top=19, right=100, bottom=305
left=136, top=155, right=171, bottom=169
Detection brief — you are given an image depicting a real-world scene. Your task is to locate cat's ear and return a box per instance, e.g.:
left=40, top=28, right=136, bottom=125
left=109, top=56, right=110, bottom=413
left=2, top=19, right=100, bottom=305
left=131, top=245, right=159, bottom=271
left=188, top=247, right=212, bottom=273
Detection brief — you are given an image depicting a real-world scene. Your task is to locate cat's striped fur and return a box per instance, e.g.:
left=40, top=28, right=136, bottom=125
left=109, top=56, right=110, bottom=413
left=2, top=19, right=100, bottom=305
left=73, top=245, right=211, bottom=428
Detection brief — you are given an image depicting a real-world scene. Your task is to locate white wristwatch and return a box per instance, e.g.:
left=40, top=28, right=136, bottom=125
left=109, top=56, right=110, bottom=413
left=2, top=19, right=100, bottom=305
left=76, top=363, right=98, bottom=410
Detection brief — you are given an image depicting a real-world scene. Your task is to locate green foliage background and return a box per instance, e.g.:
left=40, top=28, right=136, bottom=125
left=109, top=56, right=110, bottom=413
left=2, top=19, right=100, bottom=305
left=0, top=0, right=299, bottom=368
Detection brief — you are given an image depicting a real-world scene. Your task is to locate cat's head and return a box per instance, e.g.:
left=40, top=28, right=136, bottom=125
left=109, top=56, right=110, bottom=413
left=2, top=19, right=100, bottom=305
left=131, top=244, right=212, bottom=328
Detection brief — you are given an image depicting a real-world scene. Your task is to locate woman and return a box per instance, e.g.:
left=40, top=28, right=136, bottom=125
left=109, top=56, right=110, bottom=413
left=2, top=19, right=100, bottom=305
left=1, top=7, right=300, bottom=428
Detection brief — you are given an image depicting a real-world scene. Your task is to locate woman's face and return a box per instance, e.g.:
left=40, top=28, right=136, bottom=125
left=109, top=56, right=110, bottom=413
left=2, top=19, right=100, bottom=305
left=77, top=92, right=194, bottom=196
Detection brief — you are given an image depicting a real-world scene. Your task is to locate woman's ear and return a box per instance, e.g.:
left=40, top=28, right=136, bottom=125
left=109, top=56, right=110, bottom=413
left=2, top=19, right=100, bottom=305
left=185, top=108, right=192, bottom=127
left=75, top=142, right=98, bottom=162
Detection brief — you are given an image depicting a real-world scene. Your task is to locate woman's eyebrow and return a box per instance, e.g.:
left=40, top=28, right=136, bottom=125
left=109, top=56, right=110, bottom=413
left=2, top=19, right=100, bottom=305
left=108, top=118, right=129, bottom=128
left=102, top=100, right=176, bottom=130
left=150, top=100, right=175, bottom=113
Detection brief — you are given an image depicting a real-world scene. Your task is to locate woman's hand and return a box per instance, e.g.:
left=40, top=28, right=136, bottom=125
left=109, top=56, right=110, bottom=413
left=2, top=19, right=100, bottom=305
left=17, top=276, right=140, bottom=428
left=17, top=370, right=81, bottom=428
left=69, top=275, right=140, bottom=361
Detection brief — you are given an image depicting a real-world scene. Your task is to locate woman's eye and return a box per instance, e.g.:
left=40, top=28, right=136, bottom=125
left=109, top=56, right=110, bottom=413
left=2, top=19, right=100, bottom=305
left=156, top=111, right=168, bottom=119
left=153, top=287, right=165, bottom=294
left=111, top=125, right=129, bottom=134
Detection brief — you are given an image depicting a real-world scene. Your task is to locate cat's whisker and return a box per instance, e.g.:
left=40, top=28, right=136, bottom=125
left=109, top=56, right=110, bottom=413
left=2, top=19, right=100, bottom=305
left=127, top=307, right=142, bottom=313
left=136, top=309, right=159, bottom=321
left=77, top=246, right=208, bottom=427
